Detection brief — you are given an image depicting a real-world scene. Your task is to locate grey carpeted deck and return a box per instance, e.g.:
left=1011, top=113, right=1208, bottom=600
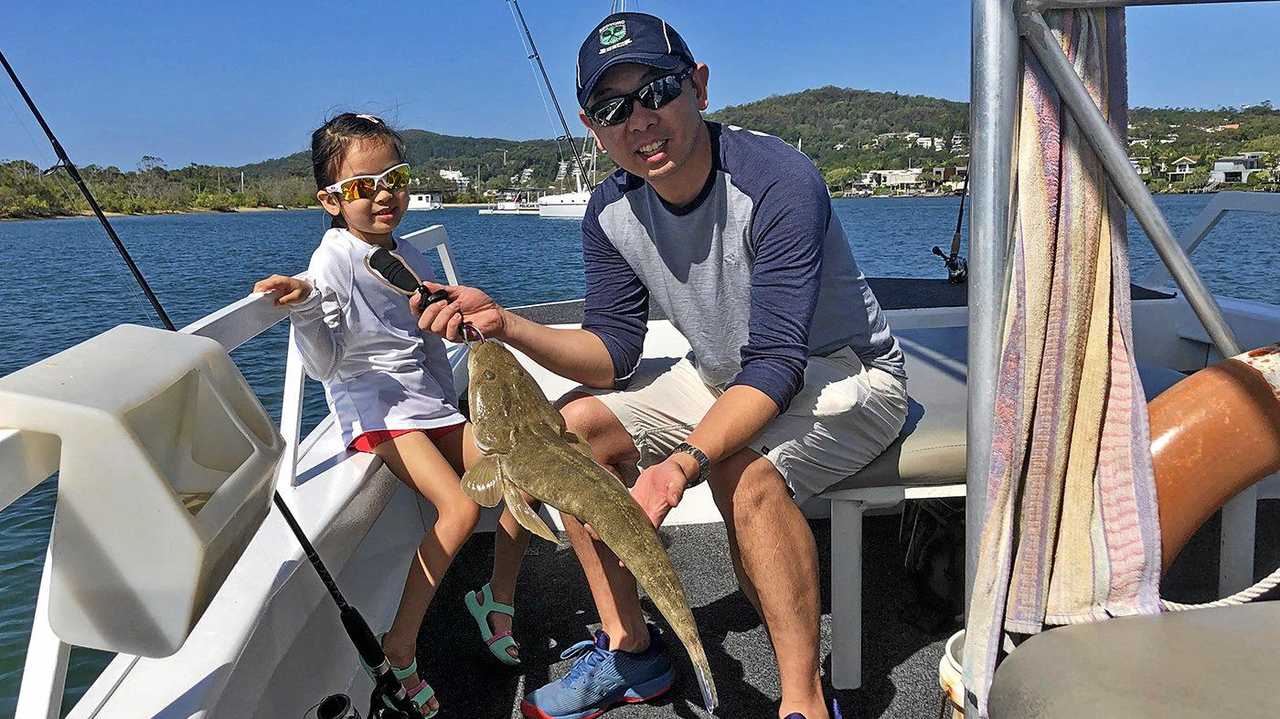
left=411, top=500, right=1278, bottom=718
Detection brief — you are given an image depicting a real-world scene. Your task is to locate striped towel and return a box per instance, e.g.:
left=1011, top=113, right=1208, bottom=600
left=963, top=9, right=1163, bottom=716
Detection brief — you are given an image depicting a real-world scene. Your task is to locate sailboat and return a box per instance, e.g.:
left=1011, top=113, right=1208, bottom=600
left=537, top=137, right=596, bottom=220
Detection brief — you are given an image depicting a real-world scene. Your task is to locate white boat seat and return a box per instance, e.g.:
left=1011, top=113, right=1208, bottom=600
left=989, top=601, right=1280, bottom=718
left=821, top=324, right=1186, bottom=690
left=822, top=326, right=1186, bottom=494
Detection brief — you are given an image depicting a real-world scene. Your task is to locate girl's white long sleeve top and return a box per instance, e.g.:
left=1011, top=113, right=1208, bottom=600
left=287, top=228, right=463, bottom=448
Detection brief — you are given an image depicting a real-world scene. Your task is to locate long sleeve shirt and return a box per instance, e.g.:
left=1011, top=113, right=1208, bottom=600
left=289, top=228, right=463, bottom=448
left=581, top=122, right=905, bottom=413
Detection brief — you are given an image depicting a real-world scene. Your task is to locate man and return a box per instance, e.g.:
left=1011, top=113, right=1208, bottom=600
left=415, top=12, right=907, bottom=719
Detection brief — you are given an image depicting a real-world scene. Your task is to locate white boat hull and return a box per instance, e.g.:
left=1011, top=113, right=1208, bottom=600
left=537, top=193, right=588, bottom=219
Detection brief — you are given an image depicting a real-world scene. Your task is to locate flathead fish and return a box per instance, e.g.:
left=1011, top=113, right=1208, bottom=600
left=461, top=338, right=718, bottom=712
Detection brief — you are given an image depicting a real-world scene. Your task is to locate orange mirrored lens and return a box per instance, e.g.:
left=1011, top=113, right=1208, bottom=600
left=340, top=177, right=376, bottom=201
left=384, top=165, right=411, bottom=190
left=336, top=164, right=410, bottom=201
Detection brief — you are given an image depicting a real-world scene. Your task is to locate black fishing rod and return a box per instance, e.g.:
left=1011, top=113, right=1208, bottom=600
left=1, top=50, right=417, bottom=719
left=932, top=171, right=969, bottom=284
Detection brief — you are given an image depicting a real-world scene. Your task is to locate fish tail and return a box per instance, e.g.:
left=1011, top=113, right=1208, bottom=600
left=652, top=593, right=717, bottom=711
left=687, top=638, right=718, bottom=712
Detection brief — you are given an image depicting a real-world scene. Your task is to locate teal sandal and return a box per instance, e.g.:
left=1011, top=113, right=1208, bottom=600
left=359, top=634, right=439, bottom=718
left=464, top=583, right=521, bottom=666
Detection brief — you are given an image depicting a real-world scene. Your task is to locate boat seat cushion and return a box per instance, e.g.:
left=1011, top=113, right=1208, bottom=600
left=821, top=326, right=1186, bottom=494
left=989, top=601, right=1280, bottom=718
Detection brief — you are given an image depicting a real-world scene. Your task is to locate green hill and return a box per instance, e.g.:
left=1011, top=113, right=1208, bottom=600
left=4, top=87, right=1278, bottom=219
left=238, top=129, right=571, bottom=190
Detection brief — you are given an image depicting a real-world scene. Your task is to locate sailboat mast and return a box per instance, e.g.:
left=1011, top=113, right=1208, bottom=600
left=508, top=0, right=593, bottom=191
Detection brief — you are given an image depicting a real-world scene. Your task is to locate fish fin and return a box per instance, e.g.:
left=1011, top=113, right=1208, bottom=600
left=460, top=455, right=505, bottom=508
left=562, top=431, right=597, bottom=461
left=502, top=481, right=560, bottom=545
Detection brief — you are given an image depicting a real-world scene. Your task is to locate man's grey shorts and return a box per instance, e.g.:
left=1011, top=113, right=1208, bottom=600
left=578, top=347, right=908, bottom=502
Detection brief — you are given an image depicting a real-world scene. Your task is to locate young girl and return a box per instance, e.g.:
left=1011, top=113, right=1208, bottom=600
left=253, top=113, right=530, bottom=717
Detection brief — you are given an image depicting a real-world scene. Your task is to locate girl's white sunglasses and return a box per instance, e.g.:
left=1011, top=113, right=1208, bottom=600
left=325, top=162, right=411, bottom=201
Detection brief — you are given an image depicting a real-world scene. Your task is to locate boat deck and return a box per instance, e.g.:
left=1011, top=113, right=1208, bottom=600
left=413, top=497, right=1278, bottom=718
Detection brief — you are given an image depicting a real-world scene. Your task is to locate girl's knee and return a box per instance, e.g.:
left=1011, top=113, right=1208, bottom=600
left=438, top=497, right=482, bottom=531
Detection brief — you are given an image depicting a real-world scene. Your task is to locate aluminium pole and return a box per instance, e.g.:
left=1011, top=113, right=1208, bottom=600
left=965, top=0, right=1019, bottom=713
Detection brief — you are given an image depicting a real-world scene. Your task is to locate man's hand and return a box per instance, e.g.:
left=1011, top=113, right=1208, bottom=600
left=630, top=454, right=698, bottom=529
left=412, top=281, right=507, bottom=342
left=253, top=275, right=312, bottom=305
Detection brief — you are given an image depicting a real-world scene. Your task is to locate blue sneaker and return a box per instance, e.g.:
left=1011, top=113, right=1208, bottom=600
left=520, top=628, right=674, bottom=719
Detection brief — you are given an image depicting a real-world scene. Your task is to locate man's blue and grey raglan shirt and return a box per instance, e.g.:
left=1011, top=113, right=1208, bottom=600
left=581, top=121, right=905, bottom=412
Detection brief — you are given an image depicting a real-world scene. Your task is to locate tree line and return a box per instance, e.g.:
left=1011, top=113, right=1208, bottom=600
left=4, top=89, right=1277, bottom=219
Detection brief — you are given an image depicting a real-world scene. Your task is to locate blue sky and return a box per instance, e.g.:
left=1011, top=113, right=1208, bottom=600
left=2, top=1, right=1276, bottom=169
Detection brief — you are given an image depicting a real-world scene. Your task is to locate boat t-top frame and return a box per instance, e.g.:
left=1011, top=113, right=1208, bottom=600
left=967, top=0, right=1278, bottom=715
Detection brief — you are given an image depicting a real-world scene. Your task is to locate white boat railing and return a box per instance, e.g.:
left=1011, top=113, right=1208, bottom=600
left=5, top=224, right=458, bottom=719
left=1133, top=191, right=1280, bottom=595
left=1142, top=191, right=1280, bottom=290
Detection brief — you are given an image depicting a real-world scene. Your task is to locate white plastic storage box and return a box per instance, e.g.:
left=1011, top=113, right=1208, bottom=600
left=0, top=324, right=283, bottom=657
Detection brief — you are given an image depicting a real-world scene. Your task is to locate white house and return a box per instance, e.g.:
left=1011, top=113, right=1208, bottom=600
left=438, top=169, right=470, bottom=189
left=1210, top=152, right=1267, bottom=184
left=1168, top=155, right=1200, bottom=181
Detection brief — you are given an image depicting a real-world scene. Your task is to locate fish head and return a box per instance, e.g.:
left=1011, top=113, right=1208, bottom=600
left=467, top=339, right=525, bottom=450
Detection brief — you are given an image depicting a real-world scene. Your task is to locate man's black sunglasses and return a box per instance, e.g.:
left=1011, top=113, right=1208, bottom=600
left=586, top=68, right=693, bottom=127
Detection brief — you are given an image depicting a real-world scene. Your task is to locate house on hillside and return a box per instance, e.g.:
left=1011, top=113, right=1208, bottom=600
left=1210, top=152, right=1267, bottom=184
left=865, top=168, right=924, bottom=190
left=1129, top=156, right=1153, bottom=176
left=438, top=168, right=470, bottom=190
left=1168, top=155, right=1200, bottom=182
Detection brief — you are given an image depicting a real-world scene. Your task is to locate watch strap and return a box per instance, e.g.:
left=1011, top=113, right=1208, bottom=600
left=671, top=441, right=711, bottom=487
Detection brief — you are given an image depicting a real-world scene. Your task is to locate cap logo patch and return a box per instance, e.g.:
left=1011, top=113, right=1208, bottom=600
left=599, top=20, right=627, bottom=47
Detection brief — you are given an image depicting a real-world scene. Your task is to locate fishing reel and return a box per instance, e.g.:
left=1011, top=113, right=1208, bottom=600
left=932, top=245, right=969, bottom=285
left=302, top=691, right=415, bottom=719
left=366, top=247, right=483, bottom=343
left=366, top=247, right=451, bottom=310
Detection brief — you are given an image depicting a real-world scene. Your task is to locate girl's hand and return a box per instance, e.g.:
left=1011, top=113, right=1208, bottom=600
left=412, top=281, right=507, bottom=342
left=253, top=275, right=312, bottom=305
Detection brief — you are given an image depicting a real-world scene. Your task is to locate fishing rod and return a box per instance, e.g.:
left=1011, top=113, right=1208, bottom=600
left=508, top=0, right=594, bottom=191
left=932, top=171, right=969, bottom=284
left=1, top=50, right=418, bottom=719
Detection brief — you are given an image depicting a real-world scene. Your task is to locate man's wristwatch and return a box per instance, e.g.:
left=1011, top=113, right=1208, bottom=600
left=670, top=441, right=711, bottom=487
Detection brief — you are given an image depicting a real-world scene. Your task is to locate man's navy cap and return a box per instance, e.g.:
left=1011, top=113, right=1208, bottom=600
left=576, top=12, right=695, bottom=108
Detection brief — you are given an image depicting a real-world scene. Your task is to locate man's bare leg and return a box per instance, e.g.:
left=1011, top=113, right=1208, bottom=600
left=710, top=449, right=828, bottom=719
left=557, top=393, right=652, bottom=652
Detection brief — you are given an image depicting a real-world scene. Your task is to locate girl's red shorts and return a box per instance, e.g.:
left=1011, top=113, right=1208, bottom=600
left=348, top=423, right=464, bottom=453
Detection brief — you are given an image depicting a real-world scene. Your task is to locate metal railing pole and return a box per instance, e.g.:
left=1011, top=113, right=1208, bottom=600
left=1018, top=9, right=1243, bottom=359
left=966, top=5, right=1019, bottom=714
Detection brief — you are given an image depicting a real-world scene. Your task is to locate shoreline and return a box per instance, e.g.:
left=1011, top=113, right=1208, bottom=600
left=6, top=188, right=1276, bottom=221
left=1, top=205, right=319, bottom=222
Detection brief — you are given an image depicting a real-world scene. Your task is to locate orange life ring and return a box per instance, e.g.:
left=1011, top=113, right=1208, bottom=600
left=1150, top=343, right=1280, bottom=569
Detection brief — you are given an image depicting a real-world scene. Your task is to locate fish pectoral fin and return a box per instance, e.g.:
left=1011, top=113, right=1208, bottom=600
left=562, top=431, right=597, bottom=461
left=502, top=482, right=560, bottom=545
left=460, top=456, right=505, bottom=508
